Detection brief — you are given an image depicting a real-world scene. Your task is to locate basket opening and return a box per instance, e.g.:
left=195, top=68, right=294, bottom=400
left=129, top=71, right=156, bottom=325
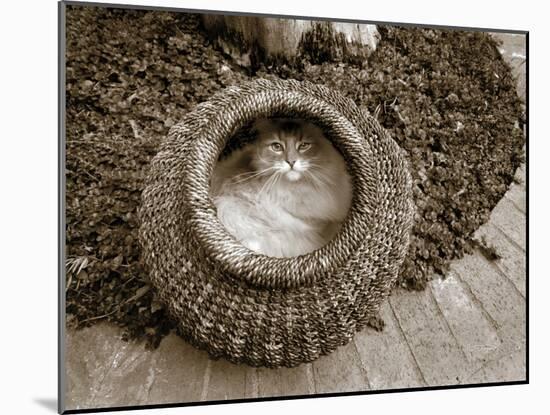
left=211, top=116, right=354, bottom=259
left=181, top=89, right=378, bottom=289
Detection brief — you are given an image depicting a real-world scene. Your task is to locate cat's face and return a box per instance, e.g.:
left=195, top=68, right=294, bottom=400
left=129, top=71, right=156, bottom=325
left=251, top=119, right=333, bottom=182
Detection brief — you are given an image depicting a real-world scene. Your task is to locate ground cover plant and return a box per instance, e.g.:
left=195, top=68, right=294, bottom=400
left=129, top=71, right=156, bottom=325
left=65, top=6, right=525, bottom=347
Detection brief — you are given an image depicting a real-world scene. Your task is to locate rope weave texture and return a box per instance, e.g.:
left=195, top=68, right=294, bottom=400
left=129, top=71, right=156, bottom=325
left=139, top=79, right=414, bottom=367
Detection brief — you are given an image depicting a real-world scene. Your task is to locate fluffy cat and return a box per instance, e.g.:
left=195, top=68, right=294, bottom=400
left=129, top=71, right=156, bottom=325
left=210, top=118, right=353, bottom=257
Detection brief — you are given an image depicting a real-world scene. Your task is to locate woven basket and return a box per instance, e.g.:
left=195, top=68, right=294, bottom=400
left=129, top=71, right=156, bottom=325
left=139, top=78, right=414, bottom=368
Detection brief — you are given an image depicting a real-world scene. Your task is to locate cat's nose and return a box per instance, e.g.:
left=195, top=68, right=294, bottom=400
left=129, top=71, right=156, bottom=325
left=286, top=160, right=296, bottom=168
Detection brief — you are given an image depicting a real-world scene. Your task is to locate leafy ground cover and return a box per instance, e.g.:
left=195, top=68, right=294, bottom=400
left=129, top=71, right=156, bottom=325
left=65, top=6, right=525, bottom=347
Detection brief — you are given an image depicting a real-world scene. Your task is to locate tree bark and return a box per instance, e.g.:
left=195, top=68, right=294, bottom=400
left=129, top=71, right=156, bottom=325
left=202, top=15, right=379, bottom=68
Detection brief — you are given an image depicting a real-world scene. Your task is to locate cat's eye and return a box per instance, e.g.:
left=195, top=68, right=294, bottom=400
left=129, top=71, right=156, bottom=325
left=270, top=142, right=284, bottom=152
left=298, top=142, right=311, bottom=151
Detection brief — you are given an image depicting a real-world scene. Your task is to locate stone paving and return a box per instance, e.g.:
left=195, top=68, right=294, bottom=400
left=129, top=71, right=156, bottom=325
left=63, top=32, right=527, bottom=411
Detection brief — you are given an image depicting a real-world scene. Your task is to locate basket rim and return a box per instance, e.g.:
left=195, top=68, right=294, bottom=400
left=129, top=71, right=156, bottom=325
left=180, top=88, right=379, bottom=289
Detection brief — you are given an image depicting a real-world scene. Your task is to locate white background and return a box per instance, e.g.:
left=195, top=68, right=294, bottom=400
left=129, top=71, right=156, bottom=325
left=0, top=0, right=546, bottom=413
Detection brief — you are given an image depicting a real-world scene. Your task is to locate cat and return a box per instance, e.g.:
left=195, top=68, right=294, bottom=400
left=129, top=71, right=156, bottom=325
left=210, top=118, right=353, bottom=258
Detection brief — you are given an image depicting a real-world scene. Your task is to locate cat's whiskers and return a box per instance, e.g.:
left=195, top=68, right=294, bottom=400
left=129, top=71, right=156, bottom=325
left=307, top=165, right=335, bottom=187
left=303, top=170, right=324, bottom=192
left=232, top=166, right=273, bottom=179
left=257, top=171, right=280, bottom=200
left=232, top=167, right=276, bottom=184
left=306, top=171, right=332, bottom=192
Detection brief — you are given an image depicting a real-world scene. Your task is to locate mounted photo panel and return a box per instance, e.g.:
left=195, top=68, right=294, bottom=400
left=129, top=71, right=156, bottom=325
left=59, top=1, right=527, bottom=413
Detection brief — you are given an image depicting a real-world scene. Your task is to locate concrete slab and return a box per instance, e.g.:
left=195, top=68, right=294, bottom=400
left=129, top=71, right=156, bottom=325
left=475, top=222, right=526, bottom=297
left=202, top=358, right=250, bottom=401
left=429, top=274, right=501, bottom=364
left=452, top=253, right=526, bottom=350
left=490, top=197, right=526, bottom=251
left=514, top=163, right=526, bottom=184
left=464, top=344, right=526, bottom=384
left=312, top=341, right=370, bottom=393
left=388, top=289, right=470, bottom=386
left=353, top=301, right=426, bottom=390
left=256, top=364, right=315, bottom=397
left=66, top=324, right=157, bottom=410
left=147, top=335, right=209, bottom=405
left=505, top=182, right=526, bottom=214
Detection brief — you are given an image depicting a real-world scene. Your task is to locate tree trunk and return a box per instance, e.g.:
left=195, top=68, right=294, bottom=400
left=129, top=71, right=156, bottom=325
left=202, top=15, right=379, bottom=68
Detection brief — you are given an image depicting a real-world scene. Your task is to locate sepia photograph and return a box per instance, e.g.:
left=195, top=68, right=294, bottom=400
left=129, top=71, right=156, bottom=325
left=60, top=1, right=527, bottom=412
